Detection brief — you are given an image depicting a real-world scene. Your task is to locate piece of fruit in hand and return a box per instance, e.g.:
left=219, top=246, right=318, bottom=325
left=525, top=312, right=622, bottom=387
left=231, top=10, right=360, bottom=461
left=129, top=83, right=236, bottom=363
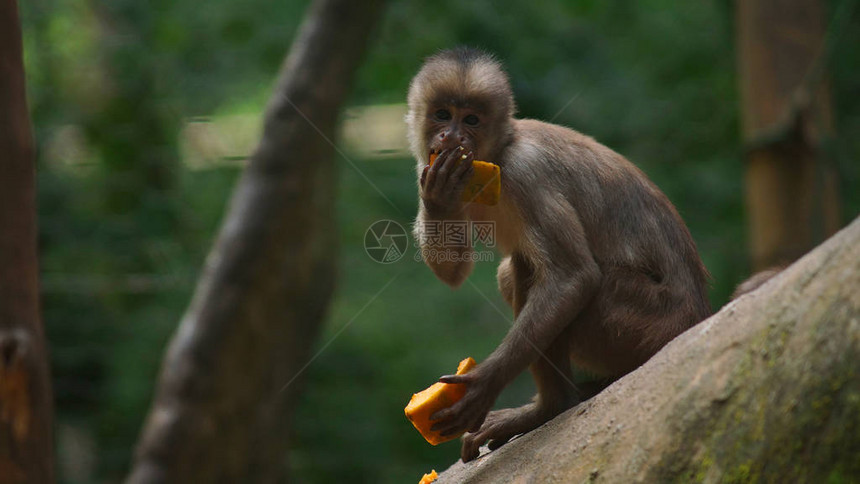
left=404, top=357, right=477, bottom=445
left=429, top=153, right=501, bottom=206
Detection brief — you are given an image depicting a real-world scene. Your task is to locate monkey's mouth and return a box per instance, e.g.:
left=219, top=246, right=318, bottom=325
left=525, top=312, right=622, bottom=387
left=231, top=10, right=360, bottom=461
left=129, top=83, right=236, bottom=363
left=428, top=147, right=468, bottom=159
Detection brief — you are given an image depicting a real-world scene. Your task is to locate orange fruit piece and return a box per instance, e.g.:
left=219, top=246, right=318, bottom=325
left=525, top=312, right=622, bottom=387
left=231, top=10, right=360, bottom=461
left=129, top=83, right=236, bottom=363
left=428, top=153, right=501, bottom=206
left=418, top=469, right=438, bottom=483
left=404, top=357, right=477, bottom=445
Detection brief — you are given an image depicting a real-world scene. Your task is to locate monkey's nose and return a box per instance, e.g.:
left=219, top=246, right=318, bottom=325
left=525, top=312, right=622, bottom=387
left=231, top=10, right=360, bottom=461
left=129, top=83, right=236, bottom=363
left=436, top=130, right=472, bottom=153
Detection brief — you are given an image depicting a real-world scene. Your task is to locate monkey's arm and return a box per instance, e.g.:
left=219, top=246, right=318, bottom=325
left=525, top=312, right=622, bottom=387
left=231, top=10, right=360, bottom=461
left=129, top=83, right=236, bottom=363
left=414, top=147, right=477, bottom=288
left=413, top=205, right=475, bottom=288
left=478, top=249, right=599, bottom=384
left=431, top=196, right=600, bottom=434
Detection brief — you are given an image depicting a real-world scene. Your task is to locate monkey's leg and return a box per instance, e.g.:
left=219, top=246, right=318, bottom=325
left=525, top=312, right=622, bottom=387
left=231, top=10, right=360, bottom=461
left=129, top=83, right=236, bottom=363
left=460, top=327, right=579, bottom=461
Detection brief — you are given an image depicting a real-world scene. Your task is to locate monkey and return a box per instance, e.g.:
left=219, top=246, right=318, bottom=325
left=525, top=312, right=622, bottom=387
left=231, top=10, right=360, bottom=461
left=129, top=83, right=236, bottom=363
left=407, top=47, right=712, bottom=462
left=730, top=266, right=784, bottom=300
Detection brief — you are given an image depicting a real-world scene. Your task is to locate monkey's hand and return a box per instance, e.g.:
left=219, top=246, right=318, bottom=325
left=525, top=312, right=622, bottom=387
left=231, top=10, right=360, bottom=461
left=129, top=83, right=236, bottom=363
left=427, top=365, right=503, bottom=449
left=420, top=147, right=475, bottom=216
left=460, top=403, right=556, bottom=462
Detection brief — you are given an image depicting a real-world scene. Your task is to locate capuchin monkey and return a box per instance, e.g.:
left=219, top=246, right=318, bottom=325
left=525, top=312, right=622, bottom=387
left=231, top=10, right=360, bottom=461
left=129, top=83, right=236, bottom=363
left=407, top=47, right=711, bottom=462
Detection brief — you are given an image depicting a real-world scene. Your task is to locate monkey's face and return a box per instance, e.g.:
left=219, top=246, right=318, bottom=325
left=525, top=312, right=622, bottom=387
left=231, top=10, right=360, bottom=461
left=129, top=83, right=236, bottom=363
left=406, top=49, right=516, bottom=166
left=425, top=105, right=487, bottom=160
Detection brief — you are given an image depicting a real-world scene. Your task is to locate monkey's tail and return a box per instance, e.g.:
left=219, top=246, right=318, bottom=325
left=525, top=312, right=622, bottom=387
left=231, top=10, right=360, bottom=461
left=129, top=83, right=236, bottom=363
left=730, top=266, right=784, bottom=300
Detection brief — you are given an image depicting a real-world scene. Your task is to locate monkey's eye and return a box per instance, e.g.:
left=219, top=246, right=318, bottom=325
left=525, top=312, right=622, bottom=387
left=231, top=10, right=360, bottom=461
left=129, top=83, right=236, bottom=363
left=434, top=109, right=452, bottom=121
left=463, top=114, right=480, bottom=126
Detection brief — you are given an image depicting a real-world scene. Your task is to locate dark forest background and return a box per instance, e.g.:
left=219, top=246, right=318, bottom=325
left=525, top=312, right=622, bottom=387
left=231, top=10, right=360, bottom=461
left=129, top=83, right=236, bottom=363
left=16, top=0, right=860, bottom=482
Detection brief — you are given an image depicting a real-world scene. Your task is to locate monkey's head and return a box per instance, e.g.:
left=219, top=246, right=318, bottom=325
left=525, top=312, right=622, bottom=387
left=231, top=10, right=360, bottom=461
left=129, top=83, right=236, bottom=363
left=406, top=47, right=516, bottom=166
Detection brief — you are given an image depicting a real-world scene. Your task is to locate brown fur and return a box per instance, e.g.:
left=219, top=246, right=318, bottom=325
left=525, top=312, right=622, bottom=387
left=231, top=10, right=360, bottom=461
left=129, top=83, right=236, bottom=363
left=409, top=48, right=711, bottom=461
left=731, top=267, right=783, bottom=300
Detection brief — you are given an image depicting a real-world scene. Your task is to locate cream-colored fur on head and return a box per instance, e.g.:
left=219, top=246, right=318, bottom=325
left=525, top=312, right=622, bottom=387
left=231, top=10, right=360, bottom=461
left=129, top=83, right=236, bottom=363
left=405, top=47, right=515, bottom=174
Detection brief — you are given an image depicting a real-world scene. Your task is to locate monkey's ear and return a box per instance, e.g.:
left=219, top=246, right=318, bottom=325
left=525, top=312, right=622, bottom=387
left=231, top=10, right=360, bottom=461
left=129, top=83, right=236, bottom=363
left=439, top=374, right=474, bottom=384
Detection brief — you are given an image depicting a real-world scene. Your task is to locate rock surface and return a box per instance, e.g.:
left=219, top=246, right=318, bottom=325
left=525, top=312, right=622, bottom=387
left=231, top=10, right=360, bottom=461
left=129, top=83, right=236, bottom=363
left=437, top=217, right=860, bottom=483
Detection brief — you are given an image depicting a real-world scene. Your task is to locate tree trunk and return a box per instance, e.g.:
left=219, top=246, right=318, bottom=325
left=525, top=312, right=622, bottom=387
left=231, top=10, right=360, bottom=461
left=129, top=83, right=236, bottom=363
left=0, top=1, right=55, bottom=483
left=435, top=216, right=860, bottom=483
left=126, top=0, right=385, bottom=482
left=737, top=0, right=841, bottom=270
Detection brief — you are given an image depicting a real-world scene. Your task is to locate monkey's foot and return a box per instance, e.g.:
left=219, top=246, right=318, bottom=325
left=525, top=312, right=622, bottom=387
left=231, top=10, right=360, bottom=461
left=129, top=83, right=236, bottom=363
left=461, top=402, right=558, bottom=462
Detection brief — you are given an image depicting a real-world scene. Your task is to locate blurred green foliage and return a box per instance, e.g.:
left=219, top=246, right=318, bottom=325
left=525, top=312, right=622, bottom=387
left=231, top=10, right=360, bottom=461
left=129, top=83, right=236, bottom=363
left=19, top=0, right=860, bottom=482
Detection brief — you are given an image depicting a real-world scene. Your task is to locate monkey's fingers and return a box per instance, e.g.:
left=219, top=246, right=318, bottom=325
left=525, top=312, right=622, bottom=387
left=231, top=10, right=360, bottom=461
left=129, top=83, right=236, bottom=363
left=468, top=410, right=488, bottom=432
left=487, top=436, right=511, bottom=451
left=451, top=153, right=474, bottom=199
left=432, top=401, right=488, bottom=437
left=429, top=400, right=459, bottom=423
left=434, top=149, right=460, bottom=189
left=461, top=432, right=486, bottom=462
left=425, top=149, right=457, bottom=200
left=420, top=165, right=429, bottom=187
left=429, top=413, right=461, bottom=435
left=436, top=422, right=468, bottom=437
left=451, top=150, right=473, bottom=181
left=454, top=163, right=475, bottom=199
left=438, top=373, right=474, bottom=385
left=461, top=416, right=520, bottom=461
left=424, top=158, right=440, bottom=193
left=429, top=399, right=470, bottom=431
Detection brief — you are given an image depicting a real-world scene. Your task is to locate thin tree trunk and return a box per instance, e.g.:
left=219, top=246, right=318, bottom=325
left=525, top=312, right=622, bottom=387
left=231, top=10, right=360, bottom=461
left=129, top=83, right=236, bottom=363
left=0, top=1, right=55, bottom=482
left=126, top=0, right=385, bottom=482
left=737, top=0, right=841, bottom=270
